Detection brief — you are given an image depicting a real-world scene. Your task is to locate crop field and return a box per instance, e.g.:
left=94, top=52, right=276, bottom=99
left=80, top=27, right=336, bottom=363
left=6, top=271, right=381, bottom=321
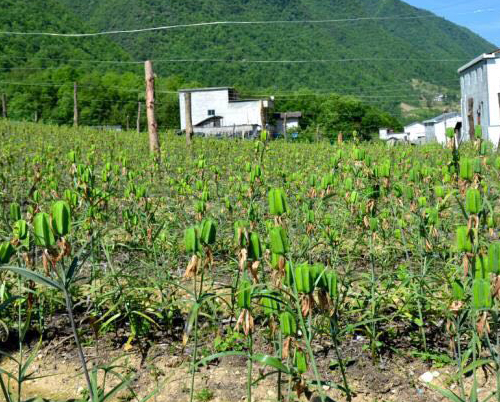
left=1, top=119, right=500, bottom=402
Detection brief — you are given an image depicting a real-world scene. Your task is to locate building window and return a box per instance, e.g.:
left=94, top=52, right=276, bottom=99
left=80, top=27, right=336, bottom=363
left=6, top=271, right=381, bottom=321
left=208, top=109, right=215, bottom=116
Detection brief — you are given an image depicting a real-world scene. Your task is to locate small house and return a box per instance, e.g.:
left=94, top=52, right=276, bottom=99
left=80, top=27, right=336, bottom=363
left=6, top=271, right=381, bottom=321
left=178, top=87, right=273, bottom=138
left=274, top=112, right=302, bottom=137
left=458, top=50, right=500, bottom=144
left=404, top=122, right=426, bottom=143
left=423, top=112, right=462, bottom=145
left=379, top=128, right=407, bottom=142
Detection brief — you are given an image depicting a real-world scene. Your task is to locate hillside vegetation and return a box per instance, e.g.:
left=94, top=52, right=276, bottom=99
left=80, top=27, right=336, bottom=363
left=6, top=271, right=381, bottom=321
left=58, top=0, right=495, bottom=94
left=0, top=0, right=496, bottom=130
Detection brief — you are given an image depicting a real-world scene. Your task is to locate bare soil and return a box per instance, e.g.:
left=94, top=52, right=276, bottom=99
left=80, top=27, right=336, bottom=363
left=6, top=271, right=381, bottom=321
left=3, top=328, right=497, bottom=402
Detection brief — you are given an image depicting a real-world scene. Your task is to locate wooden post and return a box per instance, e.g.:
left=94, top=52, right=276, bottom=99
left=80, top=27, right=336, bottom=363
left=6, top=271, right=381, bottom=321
left=260, top=100, right=266, bottom=132
left=1, top=93, right=6, bottom=118
left=137, top=101, right=141, bottom=133
left=126, top=115, right=130, bottom=131
left=185, top=92, right=193, bottom=145
left=73, top=82, right=79, bottom=127
left=283, top=113, right=287, bottom=140
left=145, top=61, right=160, bottom=155
left=34, top=110, right=38, bottom=123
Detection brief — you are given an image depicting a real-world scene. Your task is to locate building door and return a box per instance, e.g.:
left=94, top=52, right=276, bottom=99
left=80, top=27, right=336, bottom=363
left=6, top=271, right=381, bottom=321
left=468, top=98, right=475, bottom=141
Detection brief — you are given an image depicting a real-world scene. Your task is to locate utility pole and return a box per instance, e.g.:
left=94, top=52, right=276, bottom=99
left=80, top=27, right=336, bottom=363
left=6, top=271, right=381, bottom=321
left=73, top=82, right=79, bottom=127
left=185, top=92, right=193, bottom=145
left=137, top=101, right=141, bottom=133
left=144, top=60, right=160, bottom=155
left=2, top=93, right=7, bottom=118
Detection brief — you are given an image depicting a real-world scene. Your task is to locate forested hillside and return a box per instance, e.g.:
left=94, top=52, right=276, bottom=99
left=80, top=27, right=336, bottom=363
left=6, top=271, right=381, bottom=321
left=0, top=0, right=496, bottom=133
left=57, top=0, right=495, bottom=95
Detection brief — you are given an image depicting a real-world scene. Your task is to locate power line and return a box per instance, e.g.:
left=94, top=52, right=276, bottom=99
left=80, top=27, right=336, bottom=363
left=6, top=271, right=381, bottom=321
left=0, top=5, right=496, bottom=37
left=0, top=55, right=469, bottom=65
left=0, top=15, right=446, bottom=37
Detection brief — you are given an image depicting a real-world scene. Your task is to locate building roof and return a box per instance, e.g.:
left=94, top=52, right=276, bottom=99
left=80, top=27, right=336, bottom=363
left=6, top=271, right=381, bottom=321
left=423, top=112, right=461, bottom=124
left=178, top=87, right=234, bottom=93
left=404, top=121, right=424, bottom=128
left=458, top=49, right=500, bottom=74
left=275, top=112, right=302, bottom=119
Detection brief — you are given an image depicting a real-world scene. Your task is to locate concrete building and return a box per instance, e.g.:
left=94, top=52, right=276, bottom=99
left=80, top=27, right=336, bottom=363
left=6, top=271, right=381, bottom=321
left=379, top=128, right=407, bottom=142
left=178, top=87, right=273, bottom=138
left=458, top=50, right=500, bottom=145
left=274, top=112, right=302, bottom=137
left=423, top=112, right=462, bottom=145
left=404, top=122, right=426, bottom=143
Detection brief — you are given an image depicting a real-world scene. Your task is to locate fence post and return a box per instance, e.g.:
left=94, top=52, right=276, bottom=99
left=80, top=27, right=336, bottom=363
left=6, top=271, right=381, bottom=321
left=126, top=115, right=130, bottom=131
left=145, top=60, right=160, bottom=155
left=137, top=101, right=141, bottom=133
left=2, top=93, right=7, bottom=118
left=185, top=92, right=193, bottom=145
left=73, top=82, right=79, bottom=127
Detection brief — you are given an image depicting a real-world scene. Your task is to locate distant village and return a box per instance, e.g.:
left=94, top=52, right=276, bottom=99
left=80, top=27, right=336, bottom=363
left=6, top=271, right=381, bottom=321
left=178, top=49, right=500, bottom=145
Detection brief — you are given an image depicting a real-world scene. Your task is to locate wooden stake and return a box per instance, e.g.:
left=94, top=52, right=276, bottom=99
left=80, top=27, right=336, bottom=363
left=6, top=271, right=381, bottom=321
left=185, top=92, right=193, bottom=145
left=2, top=93, right=7, bottom=118
left=126, top=115, right=130, bottom=131
left=73, top=82, right=79, bottom=127
left=145, top=61, right=160, bottom=155
left=283, top=113, right=287, bottom=140
left=260, top=100, right=266, bottom=131
left=137, top=101, right=141, bottom=133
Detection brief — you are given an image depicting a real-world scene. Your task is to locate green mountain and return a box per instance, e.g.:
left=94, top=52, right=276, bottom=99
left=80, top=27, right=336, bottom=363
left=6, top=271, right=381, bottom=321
left=57, top=0, right=495, bottom=100
left=0, top=0, right=129, bottom=70
left=0, top=0, right=496, bottom=132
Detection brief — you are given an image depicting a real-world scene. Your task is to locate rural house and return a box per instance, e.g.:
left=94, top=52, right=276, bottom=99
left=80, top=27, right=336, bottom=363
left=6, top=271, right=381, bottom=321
left=404, top=122, right=426, bottom=144
left=178, top=87, right=273, bottom=138
left=458, top=50, right=500, bottom=144
left=379, top=128, right=408, bottom=142
left=423, top=112, right=462, bottom=145
left=274, top=112, right=302, bottom=138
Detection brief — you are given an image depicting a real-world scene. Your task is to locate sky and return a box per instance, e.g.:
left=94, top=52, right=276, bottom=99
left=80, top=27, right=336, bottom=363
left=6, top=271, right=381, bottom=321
left=404, top=0, right=500, bottom=46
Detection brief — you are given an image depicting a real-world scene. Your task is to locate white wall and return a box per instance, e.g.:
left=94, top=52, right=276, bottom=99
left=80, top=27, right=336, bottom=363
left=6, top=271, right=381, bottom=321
left=404, top=123, right=425, bottom=142
left=179, top=90, right=264, bottom=130
left=460, top=56, right=500, bottom=143
left=434, top=117, right=462, bottom=145
left=226, top=101, right=263, bottom=127
left=486, top=59, right=500, bottom=146
left=179, top=89, right=230, bottom=130
left=276, top=117, right=300, bottom=134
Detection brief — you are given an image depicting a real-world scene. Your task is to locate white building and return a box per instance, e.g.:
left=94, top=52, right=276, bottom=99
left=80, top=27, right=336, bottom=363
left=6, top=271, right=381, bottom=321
left=178, top=87, right=272, bottom=138
left=404, top=122, right=426, bottom=143
left=274, top=112, right=301, bottom=137
left=458, top=50, right=500, bottom=145
left=379, top=128, right=407, bottom=142
left=423, top=112, right=462, bottom=145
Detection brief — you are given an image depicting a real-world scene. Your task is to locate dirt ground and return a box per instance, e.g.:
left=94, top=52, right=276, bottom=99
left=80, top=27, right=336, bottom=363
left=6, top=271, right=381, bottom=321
left=2, top=329, right=497, bottom=402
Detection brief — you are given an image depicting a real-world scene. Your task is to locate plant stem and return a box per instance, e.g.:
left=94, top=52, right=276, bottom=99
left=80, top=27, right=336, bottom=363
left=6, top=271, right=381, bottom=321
left=247, top=332, right=253, bottom=402
left=189, top=311, right=199, bottom=402
left=63, top=288, right=94, bottom=401
left=369, top=234, right=377, bottom=362
left=330, top=316, right=351, bottom=401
